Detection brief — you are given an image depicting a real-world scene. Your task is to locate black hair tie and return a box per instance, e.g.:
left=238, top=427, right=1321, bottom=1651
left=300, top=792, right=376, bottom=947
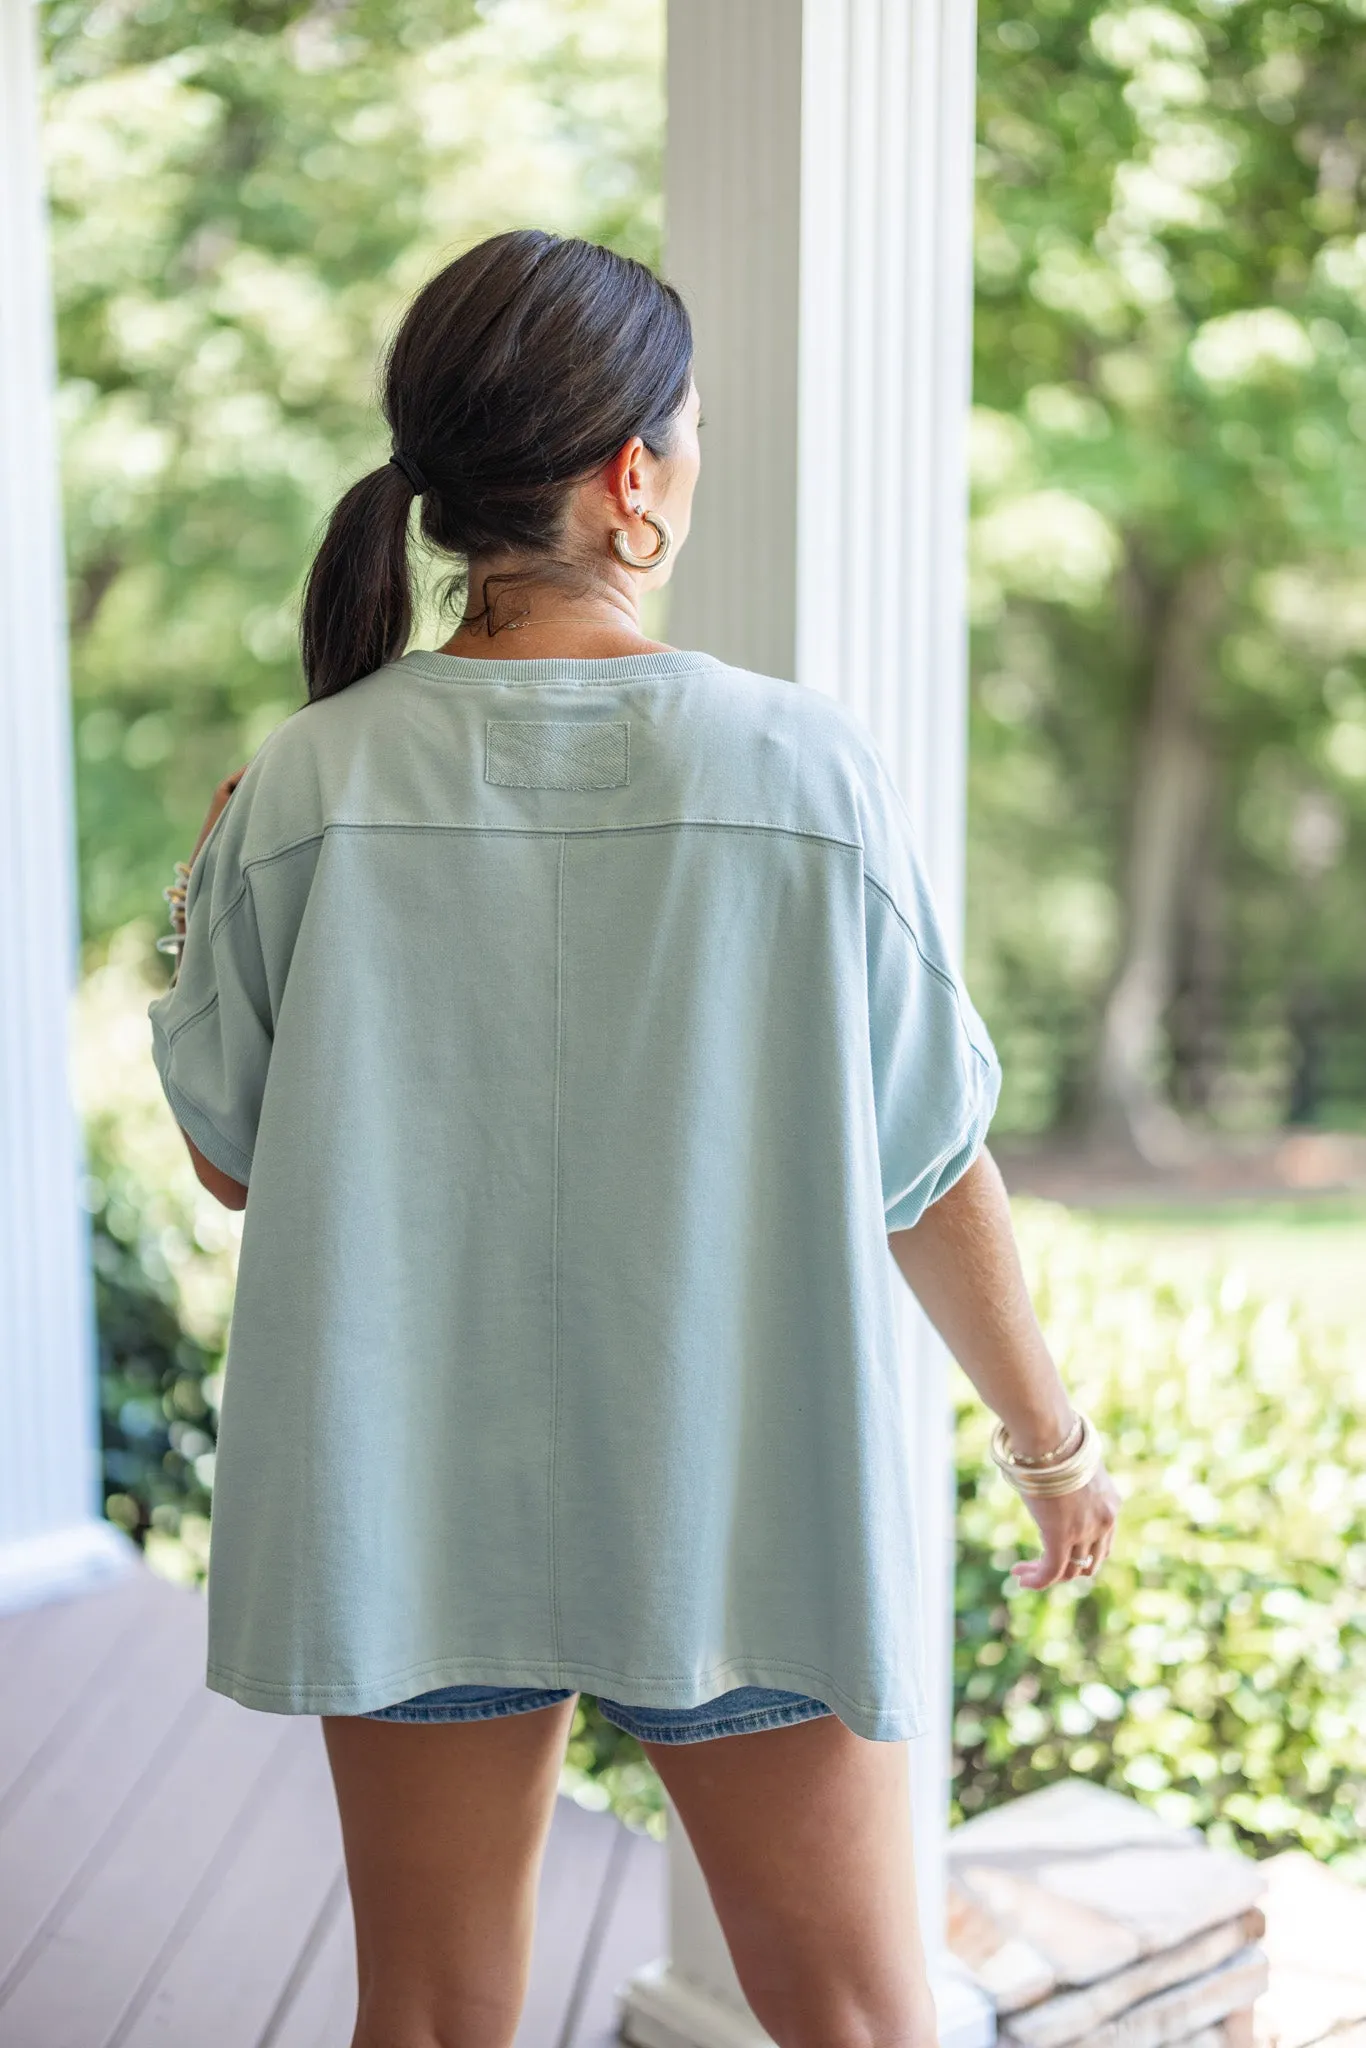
left=389, top=449, right=430, bottom=496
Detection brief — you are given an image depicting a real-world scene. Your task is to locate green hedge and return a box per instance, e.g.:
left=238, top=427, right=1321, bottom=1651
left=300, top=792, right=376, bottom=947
left=88, top=1120, right=219, bottom=1569
left=954, top=1202, right=1365, bottom=1873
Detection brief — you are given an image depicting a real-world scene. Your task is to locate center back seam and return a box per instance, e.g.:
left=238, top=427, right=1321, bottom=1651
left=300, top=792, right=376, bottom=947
left=548, top=832, right=568, bottom=1666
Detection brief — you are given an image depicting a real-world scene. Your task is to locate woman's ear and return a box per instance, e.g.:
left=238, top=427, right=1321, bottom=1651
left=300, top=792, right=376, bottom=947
left=604, top=436, right=648, bottom=514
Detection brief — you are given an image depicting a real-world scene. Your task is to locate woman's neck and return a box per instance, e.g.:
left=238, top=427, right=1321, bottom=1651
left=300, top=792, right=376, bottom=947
left=440, top=560, right=672, bottom=661
left=441, top=618, right=672, bottom=660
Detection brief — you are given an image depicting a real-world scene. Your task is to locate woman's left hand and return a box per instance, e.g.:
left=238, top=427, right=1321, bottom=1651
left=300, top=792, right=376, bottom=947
left=171, top=770, right=250, bottom=952
left=191, top=767, right=250, bottom=863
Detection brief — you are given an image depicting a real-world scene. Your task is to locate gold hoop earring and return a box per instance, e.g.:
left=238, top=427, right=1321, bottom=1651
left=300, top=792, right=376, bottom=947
left=611, top=510, right=673, bottom=572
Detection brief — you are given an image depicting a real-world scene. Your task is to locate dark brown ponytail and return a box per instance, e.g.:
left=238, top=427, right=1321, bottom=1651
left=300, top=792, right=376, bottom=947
left=300, top=229, right=693, bottom=701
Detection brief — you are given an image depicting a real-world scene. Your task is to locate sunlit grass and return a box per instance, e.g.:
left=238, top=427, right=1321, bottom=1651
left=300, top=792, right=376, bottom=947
left=1063, top=1199, right=1365, bottom=1339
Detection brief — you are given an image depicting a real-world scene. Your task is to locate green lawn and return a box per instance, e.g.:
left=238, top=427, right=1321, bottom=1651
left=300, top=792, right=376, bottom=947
left=1054, top=1198, right=1365, bottom=1340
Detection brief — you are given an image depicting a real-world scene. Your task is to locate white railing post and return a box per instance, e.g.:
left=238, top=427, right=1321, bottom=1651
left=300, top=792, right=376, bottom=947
left=0, top=0, right=138, bottom=1610
left=622, top=2, right=992, bottom=2042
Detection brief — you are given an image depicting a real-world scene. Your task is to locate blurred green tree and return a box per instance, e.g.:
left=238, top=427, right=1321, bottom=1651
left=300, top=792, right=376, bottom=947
left=42, top=0, right=663, bottom=939
left=971, top=0, right=1366, bottom=1145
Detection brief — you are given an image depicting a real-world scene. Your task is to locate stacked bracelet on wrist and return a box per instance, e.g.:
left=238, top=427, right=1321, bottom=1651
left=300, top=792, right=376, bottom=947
left=990, top=1412, right=1103, bottom=1499
left=1006, top=1413, right=1084, bottom=1468
left=155, top=860, right=192, bottom=956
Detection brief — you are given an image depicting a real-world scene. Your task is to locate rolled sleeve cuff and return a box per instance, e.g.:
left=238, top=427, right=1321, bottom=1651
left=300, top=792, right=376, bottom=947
left=884, top=1050, right=1002, bottom=1233
left=150, top=1018, right=254, bottom=1186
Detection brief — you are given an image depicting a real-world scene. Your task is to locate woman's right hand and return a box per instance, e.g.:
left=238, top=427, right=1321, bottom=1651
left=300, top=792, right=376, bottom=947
left=889, top=1151, right=1122, bottom=1593
left=1011, top=1468, right=1120, bottom=1591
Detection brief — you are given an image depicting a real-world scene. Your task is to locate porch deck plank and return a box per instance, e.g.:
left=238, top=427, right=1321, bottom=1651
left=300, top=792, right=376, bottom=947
left=0, top=1568, right=167, bottom=1808
left=566, top=1822, right=667, bottom=2046
left=264, top=1881, right=356, bottom=2048
left=0, top=1568, right=670, bottom=2048
left=0, top=1678, right=292, bottom=2047
left=0, top=1581, right=209, bottom=1991
left=514, top=1796, right=624, bottom=2047
left=117, top=1717, right=344, bottom=2048
left=0, top=1605, right=42, bottom=1687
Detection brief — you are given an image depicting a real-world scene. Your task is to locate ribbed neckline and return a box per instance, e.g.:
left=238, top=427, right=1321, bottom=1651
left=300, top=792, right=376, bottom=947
left=397, top=648, right=724, bottom=686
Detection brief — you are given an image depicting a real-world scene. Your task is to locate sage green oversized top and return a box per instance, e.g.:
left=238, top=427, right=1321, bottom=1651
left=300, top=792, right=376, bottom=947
left=148, top=649, right=1001, bottom=1740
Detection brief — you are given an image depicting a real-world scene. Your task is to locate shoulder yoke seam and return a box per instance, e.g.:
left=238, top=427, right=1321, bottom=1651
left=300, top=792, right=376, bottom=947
left=162, top=988, right=220, bottom=1045
left=240, top=831, right=327, bottom=876
left=289, top=817, right=865, bottom=854
left=204, top=835, right=324, bottom=939
left=863, top=873, right=996, bottom=1077
left=207, top=884, right=249, bottom=944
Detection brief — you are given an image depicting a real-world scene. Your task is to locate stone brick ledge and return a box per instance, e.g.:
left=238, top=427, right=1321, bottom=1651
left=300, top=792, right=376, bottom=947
left=948, top=1781, right=1268, bottom=2047
left=1254, top=1850, right=1366, bottom=2047
left=948, top=1784, right=1366, bottom=2048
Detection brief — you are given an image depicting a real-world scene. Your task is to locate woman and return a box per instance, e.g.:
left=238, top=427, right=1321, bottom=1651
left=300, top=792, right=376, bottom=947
left=150, top=229, right=1118, bottom=2048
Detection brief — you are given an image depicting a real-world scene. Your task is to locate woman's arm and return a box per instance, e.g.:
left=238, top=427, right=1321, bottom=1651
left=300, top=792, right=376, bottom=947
left=888, top=1146, right=1118, bottom=1589
left=179, top=1133, right=248, bottom=1211
left=167, top=767, right=252, bottom=1211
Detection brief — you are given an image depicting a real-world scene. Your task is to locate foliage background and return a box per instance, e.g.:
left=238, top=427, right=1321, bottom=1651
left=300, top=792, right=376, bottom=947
left=954, top=1203, right=1366, bottom=1876
left=45, top=0, right=1366, bottom=1140
left=969, top=0, right=1366, bottom=1138
left=44, top=0, right=662, bottom=937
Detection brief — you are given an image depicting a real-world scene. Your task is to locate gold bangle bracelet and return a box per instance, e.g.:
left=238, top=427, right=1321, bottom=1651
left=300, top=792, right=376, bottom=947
left=1004, top=1413, right=1084, bottom=1469
left=157, top=858, right=193, bottom=958
left=990, top=1413, right=1104, bottom=1499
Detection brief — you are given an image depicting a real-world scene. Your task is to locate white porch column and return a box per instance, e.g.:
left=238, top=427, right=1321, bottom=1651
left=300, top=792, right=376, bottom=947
left=622, top=3, right=991, bottom=2044
left=0, top=0, right=138, bottom=1611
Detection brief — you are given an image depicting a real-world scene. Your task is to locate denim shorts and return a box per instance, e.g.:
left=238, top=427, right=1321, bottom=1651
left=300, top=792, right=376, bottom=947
left=358, top=1682, right=834, bottom=1743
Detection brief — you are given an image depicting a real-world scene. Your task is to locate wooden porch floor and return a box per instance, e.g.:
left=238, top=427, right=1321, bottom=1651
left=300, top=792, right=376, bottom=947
left=0, top=1564, right=664, bottom=2048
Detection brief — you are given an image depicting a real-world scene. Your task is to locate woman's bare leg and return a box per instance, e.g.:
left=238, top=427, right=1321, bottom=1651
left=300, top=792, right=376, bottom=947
left=321, top=1697, right=579, bottom=2048
left=642, top=1714, right=938, bottom=2048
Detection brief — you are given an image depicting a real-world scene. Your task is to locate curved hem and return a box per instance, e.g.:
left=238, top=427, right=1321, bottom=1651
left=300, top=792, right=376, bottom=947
left=205, top=1655, right=929, bottom=1743
left=149, top=1024, right=253, bottom=1186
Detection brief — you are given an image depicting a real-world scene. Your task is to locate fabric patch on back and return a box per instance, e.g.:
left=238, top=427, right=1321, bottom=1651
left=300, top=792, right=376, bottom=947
left=485, top=719, right=630, bottom=792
